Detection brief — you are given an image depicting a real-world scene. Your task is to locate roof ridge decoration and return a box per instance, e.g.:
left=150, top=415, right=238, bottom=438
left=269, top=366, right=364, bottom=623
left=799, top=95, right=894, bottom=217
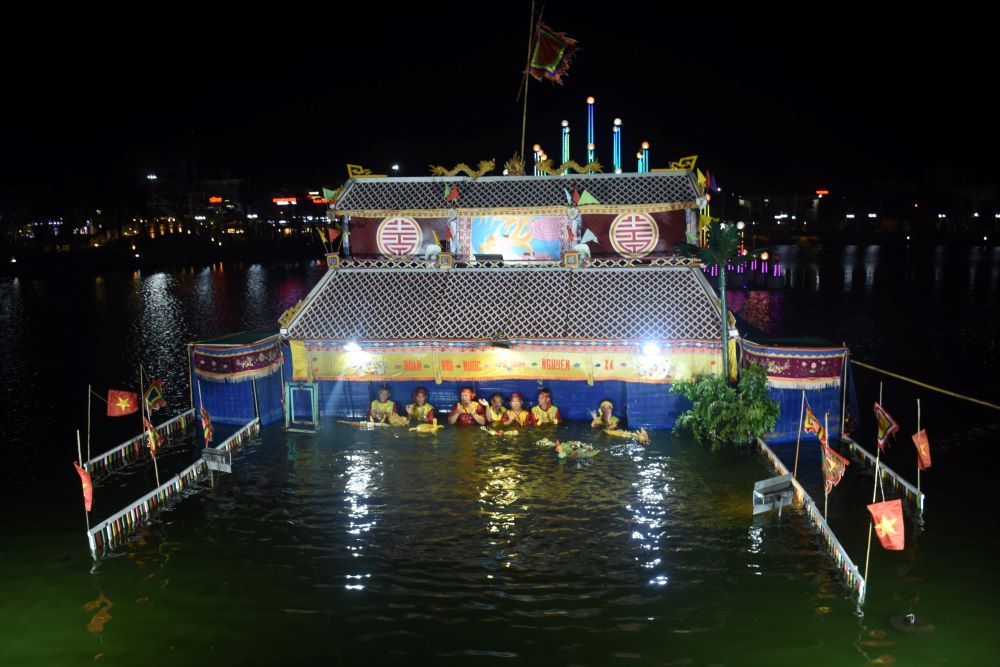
left=428, top=160, right=496, bottom=180
left=333, top=171, right=700, bottom=218
left=536, top=159, right=603, bottom=175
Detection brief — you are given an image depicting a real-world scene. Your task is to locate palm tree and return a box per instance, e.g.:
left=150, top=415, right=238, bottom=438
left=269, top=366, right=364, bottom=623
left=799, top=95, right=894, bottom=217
left=677, top=219, right=765, bottom=384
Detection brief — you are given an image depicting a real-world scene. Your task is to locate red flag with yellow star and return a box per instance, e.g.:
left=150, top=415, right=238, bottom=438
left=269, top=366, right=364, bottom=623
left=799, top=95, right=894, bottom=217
left=867, top=498, right=904, bottom=550
left=107, top=389, right=138, bottom=417
left=73, top=462, right=93, bottom=512
left=912, top=429, right=932, bottom=470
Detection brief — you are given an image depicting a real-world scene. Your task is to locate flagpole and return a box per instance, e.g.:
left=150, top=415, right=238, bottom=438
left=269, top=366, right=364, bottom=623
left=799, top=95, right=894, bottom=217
left=916, top=398, right=921, bottom=495
left=198, top=378, right=213, bottom=488
left=86, top=383, right=92, bottom=466
left=76, top=430, right=93, bottom=558
left=823, top=412, right=830, bottom=519
left=862, top=381, right=885, bottom=599
left=793, top=390, right=805, bottom=479
left=141, top=365, right=161, bottom=487
left=519, top=0, right=537, bottom=161
left=840, top=349, right=849, bottom=438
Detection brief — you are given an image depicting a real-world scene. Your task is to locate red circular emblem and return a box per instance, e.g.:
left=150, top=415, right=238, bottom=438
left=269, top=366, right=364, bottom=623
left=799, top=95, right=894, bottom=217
left=376, top=217, right=423, bottom=257
left=609, top=212, right=658, bottom=258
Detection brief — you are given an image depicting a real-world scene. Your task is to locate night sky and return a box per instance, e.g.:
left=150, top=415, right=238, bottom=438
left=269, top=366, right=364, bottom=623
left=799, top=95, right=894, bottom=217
left=3, top=4, right=995, bottom=213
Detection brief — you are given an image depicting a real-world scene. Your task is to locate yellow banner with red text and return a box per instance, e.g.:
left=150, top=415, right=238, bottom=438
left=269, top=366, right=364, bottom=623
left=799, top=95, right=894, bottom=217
left=290, top=342, right=720, bottom=384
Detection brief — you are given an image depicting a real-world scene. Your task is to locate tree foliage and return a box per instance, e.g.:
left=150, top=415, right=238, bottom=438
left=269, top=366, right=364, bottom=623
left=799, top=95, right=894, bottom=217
left=671, top=365, right=780, bottom=451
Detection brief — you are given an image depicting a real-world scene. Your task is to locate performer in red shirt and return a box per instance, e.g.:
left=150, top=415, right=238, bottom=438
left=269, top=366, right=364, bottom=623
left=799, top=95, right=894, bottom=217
left=448, top=387, right=486, bottom=426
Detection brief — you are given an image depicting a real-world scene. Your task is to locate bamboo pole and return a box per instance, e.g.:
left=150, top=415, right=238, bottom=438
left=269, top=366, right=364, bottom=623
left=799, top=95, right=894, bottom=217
left=850, top=358, right=1000, bottom=411
left=917, top=398, right=922, bottom=494
left=76, top=430, right=94, bottom=557
left=140, top=365, right=160, bottom=487
left=862, top=381, right=884, bottom=599
left=840, top=350, right=849, bottom=438
left=519, top=1, right=537, bottom=162
left=823, top=412, right=830, bottom=519
left=793, top=390, right=805, bottom=479
left=86, top=384, right=92, bottom=465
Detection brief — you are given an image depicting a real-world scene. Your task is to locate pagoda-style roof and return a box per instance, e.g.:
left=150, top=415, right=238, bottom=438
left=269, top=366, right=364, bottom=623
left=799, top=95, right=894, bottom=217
left=332, top=171, right=700, bottom=218
left=283, top=260, right=722, bottom=344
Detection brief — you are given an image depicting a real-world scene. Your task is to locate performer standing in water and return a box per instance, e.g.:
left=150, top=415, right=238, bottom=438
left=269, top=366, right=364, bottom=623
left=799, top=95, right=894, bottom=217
left=368, top=385, right=397, bottom=423
left=479, top=393, right=508, bottom=425
left=590, top=400, right=620, bottom=429
left=501, top=392, right=535, bottom=427
left=530, top=389, right=561, bottom=426
left=406, top=387, right=436, bottom=423
left=448, top=387, right=486, bottom=426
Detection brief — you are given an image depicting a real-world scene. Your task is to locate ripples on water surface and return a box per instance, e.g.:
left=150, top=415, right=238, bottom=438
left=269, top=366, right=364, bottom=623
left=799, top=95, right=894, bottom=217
left=0, top=250, right=997, bottom=664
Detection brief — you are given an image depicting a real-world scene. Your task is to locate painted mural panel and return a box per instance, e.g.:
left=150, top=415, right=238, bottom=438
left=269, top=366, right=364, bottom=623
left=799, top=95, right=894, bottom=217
left=470, top=215, right=567, bottom=260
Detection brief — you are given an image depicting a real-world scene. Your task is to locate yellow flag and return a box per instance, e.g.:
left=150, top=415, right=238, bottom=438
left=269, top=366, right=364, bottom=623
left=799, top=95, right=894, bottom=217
left=696, top=168, right=707, bottom=188
left=317, top=228, right=328, bottom=244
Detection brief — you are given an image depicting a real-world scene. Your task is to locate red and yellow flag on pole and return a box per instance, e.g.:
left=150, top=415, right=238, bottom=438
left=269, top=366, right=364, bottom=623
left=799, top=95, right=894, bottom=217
left=803, top=403, right=827, bottom=446
left=911, top=429, right=932, bottom=470
left=143, top=416, right=161, bottom=455
left=821, top=443, right=849, bottom=494
left=107, top=389, right=138, bottom=417
left=525, top=21, right=579, bottom=84
left=873, top=402, right=899, bottom=450
left=867, top=498, right=905, bottom=550
left=201, top=406, right=214, bottom=445
left=73, top=462, right=93, bottom=512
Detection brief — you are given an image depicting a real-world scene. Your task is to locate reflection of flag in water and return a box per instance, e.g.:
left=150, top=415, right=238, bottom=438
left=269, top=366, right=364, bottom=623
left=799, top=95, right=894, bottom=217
left=529, top=217, right=562, bottom=241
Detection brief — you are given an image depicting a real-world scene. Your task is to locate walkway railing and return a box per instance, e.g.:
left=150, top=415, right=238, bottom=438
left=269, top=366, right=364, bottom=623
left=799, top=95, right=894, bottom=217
left=757, top=438, right=867, bottom=603
left=87, top=418, right=260, bottom=557
left=86, top=409, right=195, bottom=478
left=843, top=437, right=925, bottom=512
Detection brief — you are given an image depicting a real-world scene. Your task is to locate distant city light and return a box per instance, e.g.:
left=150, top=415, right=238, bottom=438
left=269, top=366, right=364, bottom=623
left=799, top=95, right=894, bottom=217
left=134, top=253, right=140, bottom=258
left=273, top=197, right=297, bottom=206
left=247, top=214, right=258, bottom=219
left=10, top=257, right=16, bottom=264
left=846, top=214, right=855, bottom=219
left=642, top=342, right=661, bottom=356
left=146, top=174, right=158, bottom=180
left=391, top=164, right=400, bottom=171
left=208, top=196, right=223, bottom=204
left=906, top=235, right=911, bottom=240
left=816, top=189, right=830, bottom=197
left=938, top=214, right=947, bottom=219
left=736, top=221, right=745, bottom=230
left=194, top=215, right=207, bottom=221
left=867, top=213, right=877, bottom=218
left=974, top=212, right=980, bottom=218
